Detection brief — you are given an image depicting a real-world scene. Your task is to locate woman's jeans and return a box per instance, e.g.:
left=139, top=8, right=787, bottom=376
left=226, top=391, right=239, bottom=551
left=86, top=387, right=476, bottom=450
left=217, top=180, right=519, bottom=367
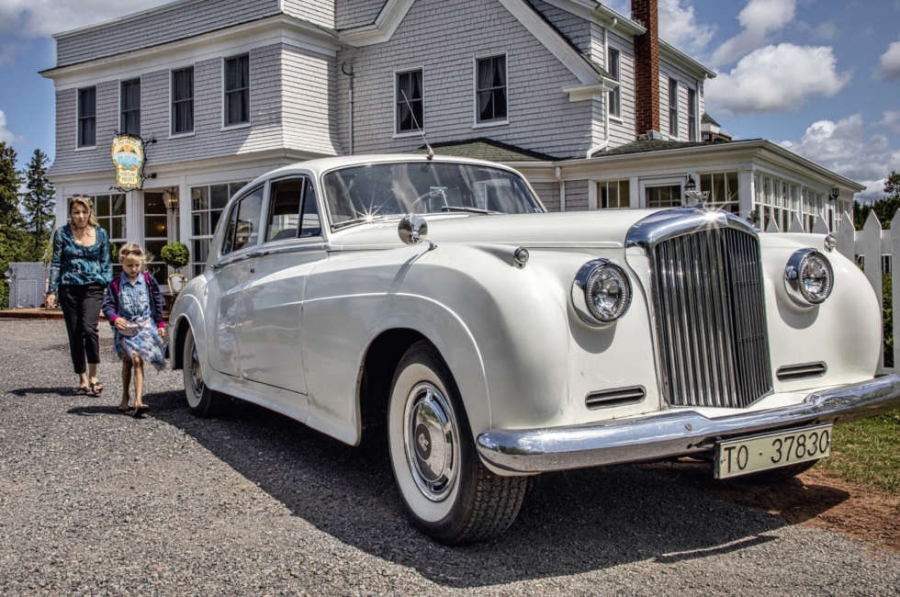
left=58, top=283, right=106, bottom=374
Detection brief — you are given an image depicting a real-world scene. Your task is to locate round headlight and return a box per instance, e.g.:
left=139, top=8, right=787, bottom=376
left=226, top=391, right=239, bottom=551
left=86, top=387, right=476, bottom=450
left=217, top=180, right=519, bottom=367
left=784, top=249, right=833, bottom=306
left=572, top=259, right=632, bottom=325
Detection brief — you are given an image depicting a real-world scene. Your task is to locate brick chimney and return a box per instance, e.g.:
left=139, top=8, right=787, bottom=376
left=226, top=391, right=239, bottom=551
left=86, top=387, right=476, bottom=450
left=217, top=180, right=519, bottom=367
left=632, top=0, right=660, bottom=137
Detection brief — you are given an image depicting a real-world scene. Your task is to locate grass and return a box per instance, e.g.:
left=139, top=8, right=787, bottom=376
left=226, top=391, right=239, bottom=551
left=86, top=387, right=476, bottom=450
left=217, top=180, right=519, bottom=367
left=817, top=408, right=900, bottom=497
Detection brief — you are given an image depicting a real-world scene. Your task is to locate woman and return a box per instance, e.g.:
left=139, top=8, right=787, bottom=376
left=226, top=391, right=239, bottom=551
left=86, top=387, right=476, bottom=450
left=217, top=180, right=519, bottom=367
left=45, top=196, right=113, bottom=396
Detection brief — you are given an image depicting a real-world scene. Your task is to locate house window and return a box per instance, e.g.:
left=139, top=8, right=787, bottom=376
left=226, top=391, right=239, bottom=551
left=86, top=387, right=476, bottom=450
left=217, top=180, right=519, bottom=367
left=688, top=88, right=697, bottom=141
left=77, top=87, right=96, bottom=147
left=596, top=179, right=630, bottom=208
left=172, top=67, right=194, bottom=135
left=646, top=184, right=682, bottom=208
left=189, top=180, right=248, bottom=275
left=668, top=78, right=678, bottom=137
left=395, top=69, right=424, bottom=134
left=92, top=194, right=126, bottom=273
left=224, top=54, right=250, bottom=126
left=699, top=172, right=739, bottom=214
left=475, top=55, right=507, bottom=124
left=608, top=47, right=621, bottom=118
left=120, top=79, right=140, bottom=136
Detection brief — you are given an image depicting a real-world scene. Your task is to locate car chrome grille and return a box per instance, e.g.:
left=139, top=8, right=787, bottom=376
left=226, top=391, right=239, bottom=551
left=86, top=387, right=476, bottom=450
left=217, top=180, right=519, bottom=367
left=651, top=227, right=772, bottom=408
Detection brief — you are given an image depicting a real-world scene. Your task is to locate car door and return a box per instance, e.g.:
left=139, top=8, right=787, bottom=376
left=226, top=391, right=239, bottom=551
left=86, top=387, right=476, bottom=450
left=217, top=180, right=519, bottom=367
left=205, top=185, right=264, bottom=377
left=237, top=175, right=326, bottom=398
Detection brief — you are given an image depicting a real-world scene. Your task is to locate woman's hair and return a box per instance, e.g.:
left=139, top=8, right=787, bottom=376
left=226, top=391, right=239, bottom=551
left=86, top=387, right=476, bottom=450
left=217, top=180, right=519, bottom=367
left=118, top=242, right=153, bottom=267
left=68, top=195, right=99, bottom=227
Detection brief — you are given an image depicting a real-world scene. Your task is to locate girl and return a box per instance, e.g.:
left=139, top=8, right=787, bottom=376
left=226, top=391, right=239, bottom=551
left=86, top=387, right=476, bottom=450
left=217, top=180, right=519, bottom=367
left=101, top=243, right=167, bottom=417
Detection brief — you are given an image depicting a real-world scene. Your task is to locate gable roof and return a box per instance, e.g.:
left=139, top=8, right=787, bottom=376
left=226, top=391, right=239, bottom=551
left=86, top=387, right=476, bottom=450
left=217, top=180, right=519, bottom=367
left=415, top=138, right=558, bottom=161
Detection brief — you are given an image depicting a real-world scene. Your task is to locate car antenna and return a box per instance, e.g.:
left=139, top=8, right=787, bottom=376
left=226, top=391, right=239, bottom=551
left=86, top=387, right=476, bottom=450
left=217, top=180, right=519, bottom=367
left=401, top=90, right=433, bottom=160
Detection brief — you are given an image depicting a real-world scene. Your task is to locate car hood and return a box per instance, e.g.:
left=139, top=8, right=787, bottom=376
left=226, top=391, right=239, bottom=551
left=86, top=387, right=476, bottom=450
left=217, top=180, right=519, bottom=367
left=328, top=210, right=664, bottom=250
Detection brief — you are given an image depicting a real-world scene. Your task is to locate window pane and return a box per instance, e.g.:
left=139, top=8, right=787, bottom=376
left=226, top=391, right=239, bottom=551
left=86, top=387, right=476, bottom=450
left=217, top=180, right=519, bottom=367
left=301, top=183, right=321, bottom=237
left=94, top=195, right=110, bottom=217
left=211, top=185, right=229, bottom=210
left=267, top=179, right=303, bottom=242
left=619, top=180, right=630, bottom=207
left=476, top=55, right=506, bottom=123
left=112, top=194, right=127, bottom=216
left=192, top=186, right=208, bottom=211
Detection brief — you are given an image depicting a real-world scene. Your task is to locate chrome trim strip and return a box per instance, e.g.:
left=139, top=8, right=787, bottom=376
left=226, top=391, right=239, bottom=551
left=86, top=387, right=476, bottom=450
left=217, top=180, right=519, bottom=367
left=776, top=362, right=827, bottom=380
left=476, top=375, right=900, bottom=473
left=585, top=386, right=646, bottom=408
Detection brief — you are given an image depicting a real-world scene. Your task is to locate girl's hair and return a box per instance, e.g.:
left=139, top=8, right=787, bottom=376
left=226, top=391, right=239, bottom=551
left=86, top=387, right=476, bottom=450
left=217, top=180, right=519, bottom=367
left=118, top=243, right=153, bottom=267
left=68, top=195, right=99, bottom=227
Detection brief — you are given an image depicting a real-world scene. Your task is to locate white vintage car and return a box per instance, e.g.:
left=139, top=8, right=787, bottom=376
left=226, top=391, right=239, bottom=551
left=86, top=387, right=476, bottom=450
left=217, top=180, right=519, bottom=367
left=169, top=154, right=900, bottom=543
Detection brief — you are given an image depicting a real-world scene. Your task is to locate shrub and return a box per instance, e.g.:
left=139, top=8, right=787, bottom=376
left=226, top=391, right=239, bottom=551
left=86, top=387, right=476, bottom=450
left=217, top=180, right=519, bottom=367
left=160, top=242, right=189, bottom=271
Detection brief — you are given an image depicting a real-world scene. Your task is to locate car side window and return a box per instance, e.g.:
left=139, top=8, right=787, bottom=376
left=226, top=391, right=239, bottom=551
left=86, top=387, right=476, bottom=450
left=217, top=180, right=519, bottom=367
left=266, top=179, right=303, bottom=242
left=221, top=185, right=264, bottom=255
left=300, top=181, right=321, bottom=238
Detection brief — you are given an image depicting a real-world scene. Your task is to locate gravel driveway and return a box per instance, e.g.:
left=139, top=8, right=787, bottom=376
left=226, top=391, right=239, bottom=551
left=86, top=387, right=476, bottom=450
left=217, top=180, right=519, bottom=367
left=1, top=319, right=898, bottom=596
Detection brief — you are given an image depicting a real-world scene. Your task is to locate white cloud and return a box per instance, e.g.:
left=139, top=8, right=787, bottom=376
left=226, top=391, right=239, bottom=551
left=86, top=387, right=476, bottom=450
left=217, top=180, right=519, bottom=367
left=657, top=0, right=716, bottom=55
left=879, top=39, right=900, bottom=81
left=0, top=110, right=19, bottom=144
left=706, top=44, right=850, bottom=114
left=781, top=114, right=900, bottom=203
left=710, top=0, right=796, bottom=67
left=0, top=0, right=171, bottom=38
left=879, top=111, right=900, bottom=134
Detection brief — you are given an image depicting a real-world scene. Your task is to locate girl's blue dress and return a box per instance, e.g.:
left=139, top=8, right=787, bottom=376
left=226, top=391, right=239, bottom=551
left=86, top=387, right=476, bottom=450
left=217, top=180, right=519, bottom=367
left=112, top=273, right=167, bottom=371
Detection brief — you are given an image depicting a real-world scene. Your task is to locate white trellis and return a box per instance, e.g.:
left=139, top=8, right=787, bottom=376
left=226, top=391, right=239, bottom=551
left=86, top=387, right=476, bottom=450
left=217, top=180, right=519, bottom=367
left=765, top=210, right=896, bottom=373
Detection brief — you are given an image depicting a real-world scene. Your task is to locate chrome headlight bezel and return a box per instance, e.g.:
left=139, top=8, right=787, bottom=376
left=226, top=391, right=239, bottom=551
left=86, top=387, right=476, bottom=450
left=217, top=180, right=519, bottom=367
left=571, top=259, right=632, bottom=326
left=784, top=248, right=834, bottom=306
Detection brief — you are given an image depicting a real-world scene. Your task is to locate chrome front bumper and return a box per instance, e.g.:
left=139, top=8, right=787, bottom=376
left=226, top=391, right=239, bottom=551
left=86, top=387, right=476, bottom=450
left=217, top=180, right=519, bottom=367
left=476, top=375, right=900, bottom=474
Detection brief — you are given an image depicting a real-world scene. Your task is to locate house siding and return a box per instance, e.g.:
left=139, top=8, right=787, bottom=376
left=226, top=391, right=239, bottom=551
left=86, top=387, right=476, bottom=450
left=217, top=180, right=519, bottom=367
left=56, top=0, right=281, bottom=67
left=336, top=0, right=385, bottom=30
left=531, top=181, right=558, bottom=212
left=282, top=0, right=335, bottom=29
left=282, top=45, right=342, bottom=156
left=564, top=179, right=589, bottom=211
left=50, top=44, right=292, bottom=177
left=336, top=0, right=592, bottom=158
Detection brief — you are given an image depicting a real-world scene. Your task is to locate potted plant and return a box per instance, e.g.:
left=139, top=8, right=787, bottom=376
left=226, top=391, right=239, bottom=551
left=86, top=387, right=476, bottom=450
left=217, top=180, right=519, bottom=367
left=160, top=241, right=189, bottom=294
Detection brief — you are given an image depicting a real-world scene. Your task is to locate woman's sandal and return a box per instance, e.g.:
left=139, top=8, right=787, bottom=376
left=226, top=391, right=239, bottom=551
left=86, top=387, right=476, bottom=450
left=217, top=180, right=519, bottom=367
left=116, top=404, right=131, bottom=413
left=74, top=386, right=90, bottom=396
left=89, top=381, right=103, bottom=397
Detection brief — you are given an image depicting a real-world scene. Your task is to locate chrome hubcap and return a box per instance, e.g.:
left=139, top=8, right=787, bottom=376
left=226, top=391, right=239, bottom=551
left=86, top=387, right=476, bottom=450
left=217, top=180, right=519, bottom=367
left=190, top=343, right=205, bottom=397
left=404, top=382, right=457, bottom=502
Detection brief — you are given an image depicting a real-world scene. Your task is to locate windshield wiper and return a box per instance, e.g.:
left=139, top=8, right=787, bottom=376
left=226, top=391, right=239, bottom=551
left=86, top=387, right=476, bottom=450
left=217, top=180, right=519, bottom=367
left=440, top=206, right=502, bottom=215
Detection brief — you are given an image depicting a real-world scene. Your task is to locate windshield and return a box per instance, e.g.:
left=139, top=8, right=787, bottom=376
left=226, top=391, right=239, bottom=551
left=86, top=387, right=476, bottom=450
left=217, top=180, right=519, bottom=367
left=323, top=161, right=543, bottom=228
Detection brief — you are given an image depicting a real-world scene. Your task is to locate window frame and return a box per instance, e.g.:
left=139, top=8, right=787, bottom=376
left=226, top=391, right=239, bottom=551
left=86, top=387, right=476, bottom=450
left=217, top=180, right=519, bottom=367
left=77, top=86, right=97, bottom=149
left=668, top=78, right=679, bottom=137
left=221, top=184, right=264, bottom=256
left=171, top=66, right=195, bottom=137
left=394, top=68, right=425, bottom=137
left=473, top=53, right=509, bottom=127
left=608, top=47, right=621, bottom=119
left=223, top=54, right=250, bottom=128
left=120, top=78, right=141, bottom=136
left=265, top=176, right=323, bottom=243
left=688, top=87, right=697, bottom=142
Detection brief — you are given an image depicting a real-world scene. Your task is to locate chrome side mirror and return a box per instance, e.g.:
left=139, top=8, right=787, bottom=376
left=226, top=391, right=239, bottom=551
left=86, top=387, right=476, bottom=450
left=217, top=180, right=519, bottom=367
left=398, top=214, right=428, bottom=245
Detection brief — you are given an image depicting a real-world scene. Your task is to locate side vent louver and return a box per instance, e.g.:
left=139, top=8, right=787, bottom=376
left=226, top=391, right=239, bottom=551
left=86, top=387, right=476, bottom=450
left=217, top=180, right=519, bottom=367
left=586, top=386, right=646, bottom=409
left=776, top=362, right=827, bottom=381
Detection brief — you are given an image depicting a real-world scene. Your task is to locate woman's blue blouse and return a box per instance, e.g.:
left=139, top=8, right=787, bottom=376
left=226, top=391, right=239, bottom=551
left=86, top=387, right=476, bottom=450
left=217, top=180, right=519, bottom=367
left=47, top=224, right=113, bottom=294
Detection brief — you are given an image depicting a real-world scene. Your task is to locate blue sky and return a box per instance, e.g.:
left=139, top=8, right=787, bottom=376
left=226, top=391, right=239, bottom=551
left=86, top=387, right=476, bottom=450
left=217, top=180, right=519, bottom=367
left=0, top=0, right=899, bottom=202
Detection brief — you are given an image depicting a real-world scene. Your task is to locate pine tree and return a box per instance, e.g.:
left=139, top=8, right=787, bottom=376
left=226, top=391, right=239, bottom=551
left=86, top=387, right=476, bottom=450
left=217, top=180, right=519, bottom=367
left=21, top=149, right=56, bottom=259
left=0, top=142, right=29, bottom=308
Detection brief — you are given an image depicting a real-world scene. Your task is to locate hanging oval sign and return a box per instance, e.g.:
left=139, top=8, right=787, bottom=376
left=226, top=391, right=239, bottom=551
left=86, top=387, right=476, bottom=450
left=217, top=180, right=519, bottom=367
left=111, top=134, right=145, bottom=190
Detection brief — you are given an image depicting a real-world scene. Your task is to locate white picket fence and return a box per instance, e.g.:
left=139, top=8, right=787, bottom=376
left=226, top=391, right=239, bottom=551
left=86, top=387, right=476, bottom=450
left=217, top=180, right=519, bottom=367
left=765, top=210, right=895, bottom=374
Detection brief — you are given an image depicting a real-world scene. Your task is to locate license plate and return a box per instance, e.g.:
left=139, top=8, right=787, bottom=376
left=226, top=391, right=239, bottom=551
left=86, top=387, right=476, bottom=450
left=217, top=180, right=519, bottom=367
left=714, top=424, right=832, bottom=479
